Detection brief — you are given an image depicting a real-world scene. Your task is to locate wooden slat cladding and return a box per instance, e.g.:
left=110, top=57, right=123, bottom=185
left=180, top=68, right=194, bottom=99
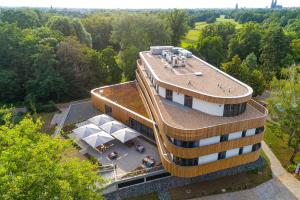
left=151, top=117, right=261, bottom=178
left=136, top=66, right=268, bottom=140
left=91, top=88, right=153, bottom=128
left=137, top=71, right=262, bottom=177
left=162, top=132, right=264, bottom=158
left=137, top=60, right=252, bottom=104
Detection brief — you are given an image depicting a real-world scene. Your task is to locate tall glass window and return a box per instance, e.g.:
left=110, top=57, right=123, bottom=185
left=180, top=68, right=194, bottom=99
left=129, top=118, right=154, bottom=141
left=223, top=102, right=247, bottom=117
left=104, top=105, right=112, bottom=116
left=184, top=95, right=193, bottom=108
left=166, top=89, right=173, bottom=101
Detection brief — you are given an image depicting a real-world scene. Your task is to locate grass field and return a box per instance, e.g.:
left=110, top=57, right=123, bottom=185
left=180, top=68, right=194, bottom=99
left=264, top=123, right=300, bottom=169
left=181, top=17, right=241, bottom=48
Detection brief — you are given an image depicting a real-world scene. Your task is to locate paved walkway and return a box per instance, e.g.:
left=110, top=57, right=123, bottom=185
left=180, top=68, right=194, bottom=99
left=193, top=142, right=300, bottom=200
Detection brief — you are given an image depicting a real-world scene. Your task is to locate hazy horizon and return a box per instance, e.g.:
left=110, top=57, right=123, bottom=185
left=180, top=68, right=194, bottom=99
left=0, top=0, right=299, bottom=9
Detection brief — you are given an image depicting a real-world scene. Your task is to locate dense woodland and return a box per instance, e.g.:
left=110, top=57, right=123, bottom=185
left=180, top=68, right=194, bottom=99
left=0, top=7, right=300, bottom=199
left=0, top=8, right=300, bottom=110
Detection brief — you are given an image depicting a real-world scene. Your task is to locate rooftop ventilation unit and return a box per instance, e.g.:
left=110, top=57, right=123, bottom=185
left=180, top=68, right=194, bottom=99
left=178, top=49, right=193, bottom=58
left=194, top=72, right=203, bottom=76
left=150, top=46, right=174, bottom=55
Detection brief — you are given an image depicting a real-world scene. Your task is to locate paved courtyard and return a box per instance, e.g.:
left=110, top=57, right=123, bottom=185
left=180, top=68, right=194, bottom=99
left=70, top=132, right=160, bottom=179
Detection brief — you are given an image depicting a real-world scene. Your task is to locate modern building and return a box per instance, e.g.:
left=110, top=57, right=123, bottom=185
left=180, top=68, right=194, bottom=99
left=91, top=46, right=268, bottom=178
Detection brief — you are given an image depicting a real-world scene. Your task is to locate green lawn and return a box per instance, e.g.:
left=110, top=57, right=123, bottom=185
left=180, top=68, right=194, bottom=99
left=264, top=122, right=300, bottom=169
left=215, top=17, right=242, bottom=29
left=181, top=22, right=206, bottom=48
left=181, top=17, right=241, bottom=48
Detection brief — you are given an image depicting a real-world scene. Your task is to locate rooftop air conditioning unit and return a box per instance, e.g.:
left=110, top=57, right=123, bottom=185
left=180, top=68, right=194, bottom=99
left=150, top=46, right=174, bottom=55
left=194, top=72, right=203, bottom=76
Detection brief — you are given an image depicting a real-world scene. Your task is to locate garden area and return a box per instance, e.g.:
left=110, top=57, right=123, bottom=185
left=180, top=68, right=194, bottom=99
left=264, top=122, right=300, bottom=179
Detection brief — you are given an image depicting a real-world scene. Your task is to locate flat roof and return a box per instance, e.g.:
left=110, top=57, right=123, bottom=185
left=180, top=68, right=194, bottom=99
left=140, top=51, right=251, bottom=98
left=93, top=82, right=149, bottom=118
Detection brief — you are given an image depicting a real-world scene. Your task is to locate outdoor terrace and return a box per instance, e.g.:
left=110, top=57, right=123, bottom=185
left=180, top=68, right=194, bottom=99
left=93, top=82, right=149, bottom=118
left=69, top=130, right=161, bottom=180
left=137, top=65, right=267, bottom=130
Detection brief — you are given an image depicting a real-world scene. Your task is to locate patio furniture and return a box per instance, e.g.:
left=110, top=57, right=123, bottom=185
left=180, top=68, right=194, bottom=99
left=111, top=128, right=140, bottom=143
left=88, top=114, right=114, bottom=126
left=100, top=121, right=126, bottom=134
left=73, top=124, right=101, bottom=139
left=108, top=151, right=118, bottom=160
left=142, top=155, right=155, bottom=168
left=96, top=143, right=114, bottom=152
left=82, top=131, right=115, bottom=148
left=135, top=144, right=145, bottom=153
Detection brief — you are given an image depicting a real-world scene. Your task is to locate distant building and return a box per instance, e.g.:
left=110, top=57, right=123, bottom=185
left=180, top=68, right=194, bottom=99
left=271, top=0, right=283, bottom=9
left=235, top=3, right=239, bottom=9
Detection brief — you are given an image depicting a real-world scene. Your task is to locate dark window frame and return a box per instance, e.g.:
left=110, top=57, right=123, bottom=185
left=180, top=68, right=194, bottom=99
left=218, top=151, right=226, bottom=160
left=184, top=95, right=193, bottom=108
left=220, top=134, right=229, bottom=142
left=104, top=104, right=112, bottom=116
left=242, top=130, right=247, bottom=137
left=166, top=89, right=173, bottom=101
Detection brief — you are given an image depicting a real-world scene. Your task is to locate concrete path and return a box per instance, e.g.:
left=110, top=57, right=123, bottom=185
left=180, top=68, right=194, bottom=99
left=193, top=141, right=300, bottom=200
left=52, top=99, right=90, bottom=137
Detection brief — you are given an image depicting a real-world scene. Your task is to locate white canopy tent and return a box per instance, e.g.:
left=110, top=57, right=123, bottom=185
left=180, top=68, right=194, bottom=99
left=88, top=114, right=114, bottom=127
left=111, top=128, right=141, bottom=143
left=82, top=131, right=115, bottom=148
left=100, top=121, right=126, bottom=134
left=73, top=124, right=101, bottom=139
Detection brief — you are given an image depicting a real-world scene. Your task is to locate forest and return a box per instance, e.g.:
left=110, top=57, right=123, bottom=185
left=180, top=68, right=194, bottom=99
left=0, top=8, right=299, bottom=111
left=0, top=7, right=300, bottom=200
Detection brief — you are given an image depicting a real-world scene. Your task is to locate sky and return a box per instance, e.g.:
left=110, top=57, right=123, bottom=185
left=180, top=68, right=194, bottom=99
left=0, top=0, right=299, bottom=9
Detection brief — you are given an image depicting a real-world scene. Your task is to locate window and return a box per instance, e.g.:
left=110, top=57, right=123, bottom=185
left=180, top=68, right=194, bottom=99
left=218, top=151, right=226, bottom=160
left=146, top=172, right=171, bottom=181
left=242, top=130, right=247, bottom=137
left=104, top=105, right=112, bottom=116
left=172, top=138, right=199, bottom=148
left=129, top=118, right=154, bottom=140
left=255, top=126, right=264, bottom=135
left=173, top=156, right=198, bottom=166
left=239, top=147, right=243, bottom=155
left=166, top=89, right=173, bottom=101
left=252, top=143, right=261, bottom=152
left=220, top=134, right=229, bottom=142
left=223, top=102, right=247, bottom=117
left=184, top=95, right=193, bottom=108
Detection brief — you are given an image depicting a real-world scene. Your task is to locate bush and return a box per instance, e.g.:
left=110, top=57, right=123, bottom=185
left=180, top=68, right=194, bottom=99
left=36, top=101, right=58, bottom=113
left=287, top=164, right=297, bottom=173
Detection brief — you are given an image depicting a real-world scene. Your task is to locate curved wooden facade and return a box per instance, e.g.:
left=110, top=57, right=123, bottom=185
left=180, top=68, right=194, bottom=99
left=90, top=54, right=267, bottom=178
left=135, top=59, right=267, bottom=177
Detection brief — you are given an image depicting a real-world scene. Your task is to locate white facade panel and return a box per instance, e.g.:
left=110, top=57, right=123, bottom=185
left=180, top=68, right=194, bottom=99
left=226, top=148, right=240, bottom=158
left=199, top=136, right=220, bottom=147
left=228, top=131, right=243, bottom=141
left=198, top=153, right=219, bottom=165
left=243, top=145, right=253, bottom=154
left=173, top=92, right=184, bottom=105
left=158, top=86, right=166, bottom=98
left=246, top=128, right=256, bottom=137
left=192, top=98, right=224, bottom=116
